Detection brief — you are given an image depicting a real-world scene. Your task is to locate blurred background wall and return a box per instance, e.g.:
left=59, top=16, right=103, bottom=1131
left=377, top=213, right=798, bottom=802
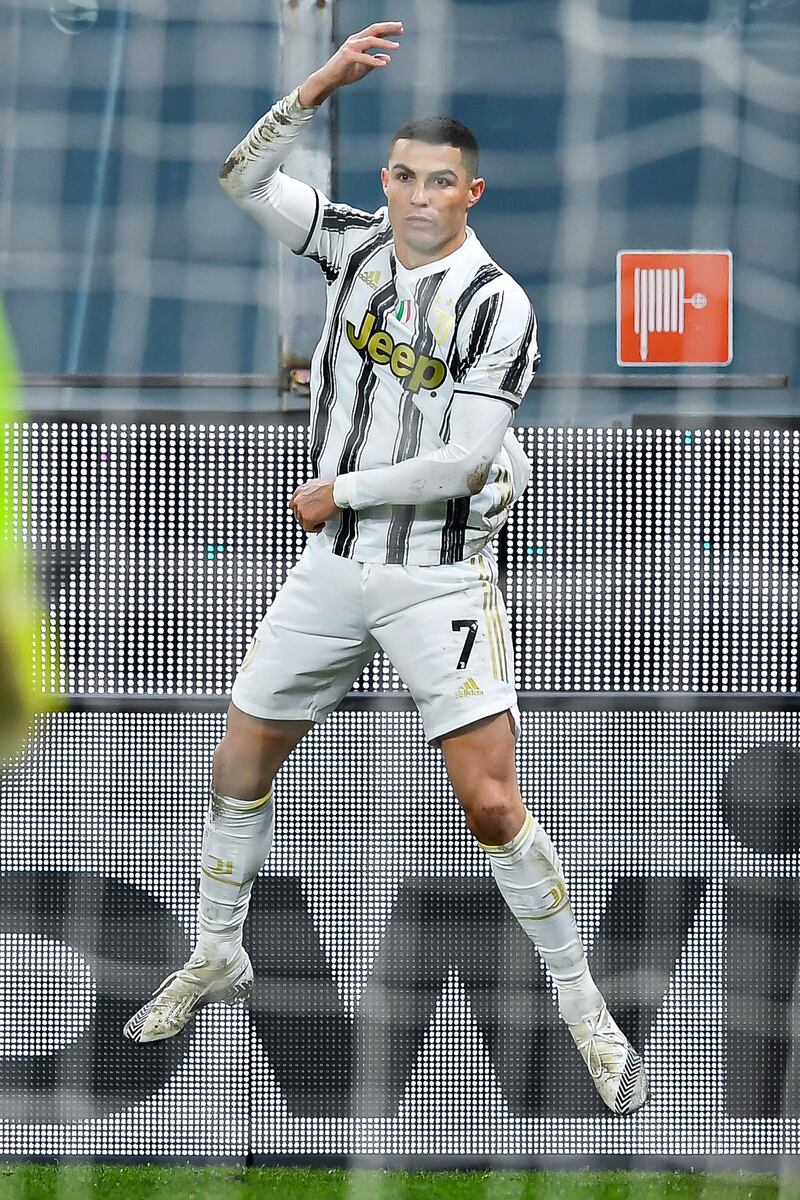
left=0, top=0, right=798, bottom=421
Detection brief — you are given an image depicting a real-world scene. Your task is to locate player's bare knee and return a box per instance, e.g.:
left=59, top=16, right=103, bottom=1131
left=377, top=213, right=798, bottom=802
left=226, top=705, right=310, bottom=752
left=213, top=706, right=311, bottom=797
left=212, top=741, right=273, bottom=800
left=452, top=770, right=518, bottom=814
left=463, top=795, right=521, bottom=846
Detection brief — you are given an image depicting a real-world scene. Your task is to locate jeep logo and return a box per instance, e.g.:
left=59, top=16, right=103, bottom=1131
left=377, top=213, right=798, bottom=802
left=346, top=311, right=447, bottom=394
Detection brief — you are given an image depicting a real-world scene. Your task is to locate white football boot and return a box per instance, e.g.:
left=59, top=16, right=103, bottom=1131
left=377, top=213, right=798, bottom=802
left=567, top=1004, right=650, bottom=1115
left=123, top=947, right=253, bottom=1043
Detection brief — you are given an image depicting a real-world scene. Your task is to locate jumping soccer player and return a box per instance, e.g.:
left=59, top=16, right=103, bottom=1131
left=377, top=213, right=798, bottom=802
left=124, top=22, right=649, bottom=1117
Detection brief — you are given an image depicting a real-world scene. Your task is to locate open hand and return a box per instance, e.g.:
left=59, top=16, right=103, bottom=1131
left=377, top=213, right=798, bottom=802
left=299, top=23, right=404, bottom=105
left=289, top=478, right=340, bottom=533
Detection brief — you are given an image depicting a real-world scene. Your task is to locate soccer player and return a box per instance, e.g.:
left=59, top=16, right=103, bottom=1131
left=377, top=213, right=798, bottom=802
left=124, top=22, right=649, bottom=1116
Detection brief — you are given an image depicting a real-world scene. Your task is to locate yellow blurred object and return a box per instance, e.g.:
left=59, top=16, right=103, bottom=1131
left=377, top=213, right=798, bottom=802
left=0, top=312, right=54, bottom=760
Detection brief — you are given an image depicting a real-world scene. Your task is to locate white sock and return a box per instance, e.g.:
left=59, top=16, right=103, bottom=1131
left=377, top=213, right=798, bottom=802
left=481, top=811, right=604, bottom=1025
left=193, top=784, right=275, bottom=967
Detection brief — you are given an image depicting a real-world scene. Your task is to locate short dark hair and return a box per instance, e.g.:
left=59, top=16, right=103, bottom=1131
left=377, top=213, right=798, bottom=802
left=387, top=116, right=480, bottom=181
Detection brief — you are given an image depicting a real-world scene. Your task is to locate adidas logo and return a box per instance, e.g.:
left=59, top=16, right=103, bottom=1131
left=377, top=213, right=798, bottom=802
left=359, top=270, right=382, bottom=290
left=455, top=677, right=483, bottom=698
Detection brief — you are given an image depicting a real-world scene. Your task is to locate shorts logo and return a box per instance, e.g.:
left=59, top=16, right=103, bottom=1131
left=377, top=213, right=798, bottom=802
left=455, top=677, right=483, bottom=698
left=346, top=311, right=448, bottom=395
left=241, top=636, right=259, bottom=671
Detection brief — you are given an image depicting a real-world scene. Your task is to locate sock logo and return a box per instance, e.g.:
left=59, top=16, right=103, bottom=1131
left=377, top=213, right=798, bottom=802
left=208, top=857, right=234, bottom=875
left=546, top=881, right=568, bottom=914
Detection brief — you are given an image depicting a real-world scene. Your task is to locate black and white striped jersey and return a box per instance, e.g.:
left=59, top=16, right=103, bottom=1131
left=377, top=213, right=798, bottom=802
left=297, top=195, right=539, bottom=565
left=220, top=88, right=540, bottom=565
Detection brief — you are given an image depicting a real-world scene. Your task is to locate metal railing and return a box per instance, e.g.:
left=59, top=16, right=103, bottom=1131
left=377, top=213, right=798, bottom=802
left=22, top=372, right=789, bottom=391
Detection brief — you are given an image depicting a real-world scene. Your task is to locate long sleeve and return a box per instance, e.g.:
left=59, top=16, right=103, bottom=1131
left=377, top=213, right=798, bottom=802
left=333, top=392, right=513, bottom=509
left=219, top=88, right=388, bottom=280
left=218, top=87, right=320, bottom=252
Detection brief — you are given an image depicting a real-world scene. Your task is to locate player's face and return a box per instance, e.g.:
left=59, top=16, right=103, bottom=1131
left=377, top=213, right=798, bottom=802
left=381, top=140, right=484, bottom=259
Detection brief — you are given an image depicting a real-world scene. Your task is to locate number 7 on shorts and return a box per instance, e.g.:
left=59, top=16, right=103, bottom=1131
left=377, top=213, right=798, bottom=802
left=452, top=619, right=479, bottom=670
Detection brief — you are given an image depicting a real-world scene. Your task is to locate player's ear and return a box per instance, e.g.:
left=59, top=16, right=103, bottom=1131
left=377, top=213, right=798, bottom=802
left=380, top=166, right=389, bottom=196
left=466, top=177, right=485, bottom=208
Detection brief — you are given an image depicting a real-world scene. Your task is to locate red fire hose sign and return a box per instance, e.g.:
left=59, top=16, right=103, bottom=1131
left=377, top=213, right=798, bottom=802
left=617, top=250, right=732, bottom=366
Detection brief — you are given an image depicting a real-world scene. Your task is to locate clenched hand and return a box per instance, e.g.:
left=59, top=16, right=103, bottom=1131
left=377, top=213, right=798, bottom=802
left=289, top=479, right=340, bottom=533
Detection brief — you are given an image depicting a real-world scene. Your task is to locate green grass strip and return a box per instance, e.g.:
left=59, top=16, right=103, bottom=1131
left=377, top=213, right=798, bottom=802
left=0, top=1165, right=797, bottom=1200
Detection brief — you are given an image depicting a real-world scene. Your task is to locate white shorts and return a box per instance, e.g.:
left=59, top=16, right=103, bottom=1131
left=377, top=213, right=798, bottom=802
left=230, top=534, right=520, bottom=747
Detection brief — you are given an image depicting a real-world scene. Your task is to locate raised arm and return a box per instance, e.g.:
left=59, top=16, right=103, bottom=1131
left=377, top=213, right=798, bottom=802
left=218, top=22, right=404, bottom=252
